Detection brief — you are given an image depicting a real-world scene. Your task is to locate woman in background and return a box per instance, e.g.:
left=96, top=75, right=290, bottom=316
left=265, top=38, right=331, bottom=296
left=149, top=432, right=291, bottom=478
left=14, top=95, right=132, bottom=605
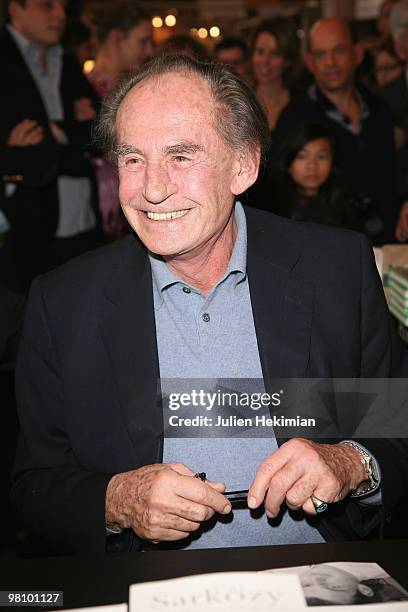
left=86, top=1, right=153, bottom=239
left=251, top=18, right=301, bottom=131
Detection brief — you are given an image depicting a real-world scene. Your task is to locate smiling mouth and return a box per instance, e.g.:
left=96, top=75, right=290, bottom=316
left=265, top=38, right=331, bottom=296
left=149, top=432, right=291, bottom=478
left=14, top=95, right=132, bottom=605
left=145, top=210, right=189, bottom=221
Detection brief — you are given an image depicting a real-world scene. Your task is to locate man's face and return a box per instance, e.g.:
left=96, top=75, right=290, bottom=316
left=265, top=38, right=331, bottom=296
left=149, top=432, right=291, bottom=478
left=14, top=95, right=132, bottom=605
left=306, top=21, right=361, bottom=94
left=118, top=20, right=154, bottom=72
left=10, top=0, right=66, bottom=47
left=216, top=47, right=247, bottom=77
left=116, top=73, right=243, bottom=260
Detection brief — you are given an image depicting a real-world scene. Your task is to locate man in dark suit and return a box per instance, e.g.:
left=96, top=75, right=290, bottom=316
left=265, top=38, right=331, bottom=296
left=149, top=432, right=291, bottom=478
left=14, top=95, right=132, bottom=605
left=12, top=54, right=408, bottom=555
left=265, top=18, right=397, bottom=246
left=0, top=0, right=99, bottom=292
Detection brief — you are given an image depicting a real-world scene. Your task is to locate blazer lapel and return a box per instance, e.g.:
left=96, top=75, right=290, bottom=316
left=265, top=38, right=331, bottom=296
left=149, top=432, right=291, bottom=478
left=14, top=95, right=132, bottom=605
left=98, top=238, right=162, bottom=467
left=246, top=211, right=314, bottom=382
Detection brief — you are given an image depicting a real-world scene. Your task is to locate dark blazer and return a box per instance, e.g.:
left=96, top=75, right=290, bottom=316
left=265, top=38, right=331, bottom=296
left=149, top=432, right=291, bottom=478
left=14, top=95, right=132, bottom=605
left=0, top=284, right=25, bottom=371
left=0, top=28, right=99, bottom=291
left=12, top=208, right=408, bottom=555
left=380, top=73, right=408, bottom=199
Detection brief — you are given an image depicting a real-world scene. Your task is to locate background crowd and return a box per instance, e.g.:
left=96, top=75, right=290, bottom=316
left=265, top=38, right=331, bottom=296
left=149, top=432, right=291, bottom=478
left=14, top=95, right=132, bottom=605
left=2, top=0, right=408, bottom=294
left=1, top=0, right=408, bottom=557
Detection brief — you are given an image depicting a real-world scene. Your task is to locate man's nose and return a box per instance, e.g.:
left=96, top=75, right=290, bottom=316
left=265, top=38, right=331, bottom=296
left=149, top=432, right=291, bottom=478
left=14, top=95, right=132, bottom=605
left=142, top=163, right=176, bottom=204
left=326, top=50, right=337, bottom=67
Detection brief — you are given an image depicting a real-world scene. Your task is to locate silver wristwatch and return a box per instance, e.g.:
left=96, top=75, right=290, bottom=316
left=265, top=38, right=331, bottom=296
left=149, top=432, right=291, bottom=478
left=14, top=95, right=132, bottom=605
left=340, top=441, right=379, bottom=497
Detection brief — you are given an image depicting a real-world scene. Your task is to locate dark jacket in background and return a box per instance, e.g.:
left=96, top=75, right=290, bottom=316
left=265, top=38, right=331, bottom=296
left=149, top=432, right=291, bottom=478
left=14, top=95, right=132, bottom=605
left=0, top=28, right=99, bottom=292
left=246, top=84, right=397, bottom=246
left=0, top=283, right=25, bottom=371
left=380, top=73, right=408, bottom=201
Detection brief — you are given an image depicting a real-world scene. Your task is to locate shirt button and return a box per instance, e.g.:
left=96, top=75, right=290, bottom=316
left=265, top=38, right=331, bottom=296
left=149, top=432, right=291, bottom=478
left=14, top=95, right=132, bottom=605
left=182, top=287, right=191, bottom=294
left=202, top=313, right=211, bottom=322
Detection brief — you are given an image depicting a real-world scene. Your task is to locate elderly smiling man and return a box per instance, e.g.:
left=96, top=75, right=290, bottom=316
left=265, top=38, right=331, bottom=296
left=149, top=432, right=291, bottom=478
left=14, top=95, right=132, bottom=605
left=12, top=54, right=408, bottom=555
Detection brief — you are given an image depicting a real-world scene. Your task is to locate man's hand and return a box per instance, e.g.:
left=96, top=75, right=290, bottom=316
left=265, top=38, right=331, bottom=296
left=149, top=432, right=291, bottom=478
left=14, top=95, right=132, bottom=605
left=105, top=463, right=231, bottom=542
left=395, top=201, right=408, bottom=242
left=49, top=122, right=68, bottom=144
left=7, top=119, right=44, bottom=146
left=248, top=439, right=366, bottom=517
left=74, top=97, right=95, bottom=122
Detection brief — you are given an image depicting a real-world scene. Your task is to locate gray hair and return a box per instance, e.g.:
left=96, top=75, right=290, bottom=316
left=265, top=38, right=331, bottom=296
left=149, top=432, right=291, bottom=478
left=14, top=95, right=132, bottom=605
left=95, top=53, right=270, bottom=161
left=390, top=0, right=408, bottom=41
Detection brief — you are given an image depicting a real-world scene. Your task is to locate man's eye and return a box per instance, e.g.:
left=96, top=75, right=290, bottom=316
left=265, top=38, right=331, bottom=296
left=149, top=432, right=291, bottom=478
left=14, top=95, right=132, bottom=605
left=173, top=155, right=189, bottom=163
left=125, top=157, right=141, bottom=167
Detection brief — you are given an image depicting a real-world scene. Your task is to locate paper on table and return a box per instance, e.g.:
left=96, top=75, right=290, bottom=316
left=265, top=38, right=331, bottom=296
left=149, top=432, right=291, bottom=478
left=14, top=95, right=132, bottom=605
left=129, top=571, right=306, bottom=611
left=309, top=604, right=408, bottom=611
left=61, top=605, right=127, bottom=612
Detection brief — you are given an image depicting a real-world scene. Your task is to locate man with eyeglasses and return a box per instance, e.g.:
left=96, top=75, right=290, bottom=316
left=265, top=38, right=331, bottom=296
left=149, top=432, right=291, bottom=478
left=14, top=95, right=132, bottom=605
left=0, top=0, right=99, bottom=292
left=268, top=18, right=397, bottom=246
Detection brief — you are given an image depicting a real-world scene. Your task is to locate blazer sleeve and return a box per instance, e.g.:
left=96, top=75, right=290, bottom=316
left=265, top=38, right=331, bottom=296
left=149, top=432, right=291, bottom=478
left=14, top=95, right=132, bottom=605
left=353, top=235, right=408, bottom=532
left=11, top=277, right=113, bottom=555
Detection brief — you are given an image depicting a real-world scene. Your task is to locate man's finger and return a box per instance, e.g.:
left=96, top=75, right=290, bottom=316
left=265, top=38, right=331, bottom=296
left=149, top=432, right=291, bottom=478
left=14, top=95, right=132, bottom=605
left=147, top=528, right=191, bottom=542
left=167, top=462, right=195, bottom=476
left=285, top=477, right=316, bottom=512
left=248, top=448, right=289, bottom=509
left=173, top=499, right=216, bottom=523
left=263, top=463, right=304, bottom=517
left=207, top=481, right=225, bottom=493
left=25, top=128, right=44, bottom=145
left=177, top=475, right=231, bottom=515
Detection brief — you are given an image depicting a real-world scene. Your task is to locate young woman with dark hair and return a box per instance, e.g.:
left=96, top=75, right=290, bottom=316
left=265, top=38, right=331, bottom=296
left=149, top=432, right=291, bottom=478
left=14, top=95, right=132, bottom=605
left=269, top=122, right=362, bottom=231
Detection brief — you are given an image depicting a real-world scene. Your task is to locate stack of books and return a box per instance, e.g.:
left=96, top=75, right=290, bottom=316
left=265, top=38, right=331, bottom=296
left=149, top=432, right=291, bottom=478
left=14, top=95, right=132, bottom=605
left=387, top=265, right=408, bottom=327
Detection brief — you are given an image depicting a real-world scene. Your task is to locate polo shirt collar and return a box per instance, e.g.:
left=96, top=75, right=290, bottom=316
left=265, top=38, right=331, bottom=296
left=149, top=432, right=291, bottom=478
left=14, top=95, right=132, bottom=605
left=149, top=200, right=247, bottom=302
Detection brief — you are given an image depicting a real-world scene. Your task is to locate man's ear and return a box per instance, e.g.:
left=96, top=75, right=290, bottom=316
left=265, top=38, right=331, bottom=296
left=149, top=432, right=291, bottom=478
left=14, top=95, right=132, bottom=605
left=395, top=36, right=408, bottom=62
left=8, top=0, right=23, bottom=26
left=353, top=42, right=365, bottom=67
left=231, top=146, right=261, bottom=196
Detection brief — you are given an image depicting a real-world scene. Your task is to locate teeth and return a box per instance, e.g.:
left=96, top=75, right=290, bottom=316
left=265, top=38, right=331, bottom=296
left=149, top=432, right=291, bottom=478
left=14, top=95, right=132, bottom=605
left=147, top=210, right=189, bottom=221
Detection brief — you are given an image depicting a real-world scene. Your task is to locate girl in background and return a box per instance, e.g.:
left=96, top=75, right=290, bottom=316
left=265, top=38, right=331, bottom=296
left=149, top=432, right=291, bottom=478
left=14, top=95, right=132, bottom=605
left=270, top=122, right=362, bottom=232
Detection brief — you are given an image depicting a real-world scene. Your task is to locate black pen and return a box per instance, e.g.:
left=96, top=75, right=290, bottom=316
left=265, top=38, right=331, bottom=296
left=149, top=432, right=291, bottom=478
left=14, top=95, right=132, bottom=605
left=225, top=489, right=248, bottom=503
